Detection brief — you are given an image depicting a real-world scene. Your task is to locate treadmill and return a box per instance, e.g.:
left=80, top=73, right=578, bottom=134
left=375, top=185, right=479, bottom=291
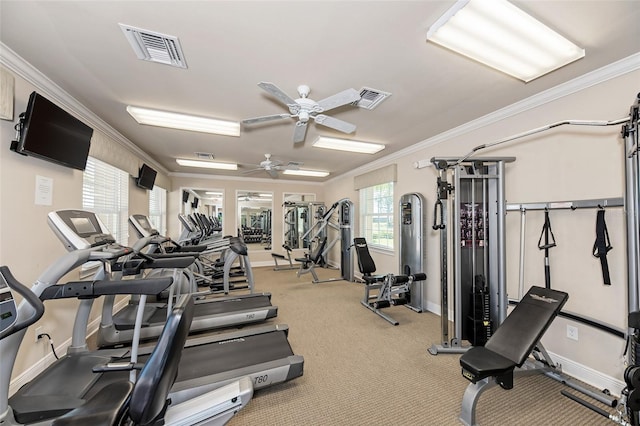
left=93, top=214, right=278, bottom=348
left=4, top=210, right=304, bottom=425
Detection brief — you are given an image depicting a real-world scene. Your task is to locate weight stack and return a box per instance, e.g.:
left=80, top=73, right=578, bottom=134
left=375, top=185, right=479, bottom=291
left=467, top=288, right=492, bottom=346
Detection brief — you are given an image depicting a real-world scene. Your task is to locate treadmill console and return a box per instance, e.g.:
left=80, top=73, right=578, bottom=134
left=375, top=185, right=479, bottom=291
left=47, top=210, right=123, bottom=253
left=0, top=285, right=17, bottom=334
left=178, top=214, right=195, bottom=233
left=129, top=214, right=158, bottom=239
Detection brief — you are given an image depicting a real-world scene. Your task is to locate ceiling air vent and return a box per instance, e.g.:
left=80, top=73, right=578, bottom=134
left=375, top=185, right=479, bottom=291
left=352, top=87, right=391, bottom=110
left=119, top=24, right=187, bottom=69
left=195, top=152, right=215, bottom=160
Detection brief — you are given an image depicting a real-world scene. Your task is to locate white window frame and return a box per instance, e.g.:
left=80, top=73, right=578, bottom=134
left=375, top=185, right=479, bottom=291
left=149, top=185, right=167, bottom=236
left=359, top=182, right=394, bottom=251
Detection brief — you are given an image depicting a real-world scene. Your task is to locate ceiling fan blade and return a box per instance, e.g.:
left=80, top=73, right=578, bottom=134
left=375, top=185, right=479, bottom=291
left=241, top=167, right=262, bottom=175
left=267, top=168, right=279, bottom=178
left=293, top=121, right=308, bottom=143
left=258, top=82, right=297, bottom=107
left=314, top=114, right=356, bottom=134
left=242, top=113, right=291, bottom=125
left=316, top=88, right=361, bottom=112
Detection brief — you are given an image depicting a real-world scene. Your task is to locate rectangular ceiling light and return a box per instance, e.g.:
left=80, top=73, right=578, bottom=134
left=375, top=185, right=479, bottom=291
left=176, top=159, right=238, bottom=170
left=426, top=0, right=585, bottom=82
left=312, top=136, right=385, bottom=154
left=127, top=106, right=240, bottom=136
left=283, top=169, right=330, bottom=178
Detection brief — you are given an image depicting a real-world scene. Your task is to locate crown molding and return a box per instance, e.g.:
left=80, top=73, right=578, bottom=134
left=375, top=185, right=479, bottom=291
left=0, top=42, right=169, bottom=175
left=326, top=52, right=640, bottom=185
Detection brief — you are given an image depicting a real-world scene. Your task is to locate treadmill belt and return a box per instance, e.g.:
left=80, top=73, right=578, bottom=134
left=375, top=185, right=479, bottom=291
left=116, top=295, right=272, bottom=329
left=176, top=330, right=293, bottom=380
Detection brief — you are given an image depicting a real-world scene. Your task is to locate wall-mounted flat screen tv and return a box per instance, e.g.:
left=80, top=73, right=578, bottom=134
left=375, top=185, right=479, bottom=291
left=192, top=198, right=199, bottom=209
left=11, top=92, right=93, bottom=171
left=136, top=163, right=157, bottom=190
left=182, top=191, right=190, bottom=203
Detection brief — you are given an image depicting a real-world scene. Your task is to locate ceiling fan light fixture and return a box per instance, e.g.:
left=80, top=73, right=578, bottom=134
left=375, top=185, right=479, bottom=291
left=283, top=169, right=330, bottom=178
left=426, top=0, right=585, bottom=82
left=312, top=136, right=385, bottom=154
left=176, top=158, right=238, bottom=170
left=127, top=106, right=240, bottom=136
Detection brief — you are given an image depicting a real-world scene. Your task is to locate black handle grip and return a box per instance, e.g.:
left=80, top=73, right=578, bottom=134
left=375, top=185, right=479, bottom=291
left=0, top=266, right=45, bottom=340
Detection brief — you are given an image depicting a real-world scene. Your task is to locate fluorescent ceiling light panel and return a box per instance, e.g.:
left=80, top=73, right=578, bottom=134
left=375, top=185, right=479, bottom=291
left=176, top=159, right=238, bottom=170
left=426, top=0, right=585, bottom=82
left=127, top=106, right=240, bottom=136
left=312, top=136, right=385, bottom=154
left=283, top=169, right=330, bottom=178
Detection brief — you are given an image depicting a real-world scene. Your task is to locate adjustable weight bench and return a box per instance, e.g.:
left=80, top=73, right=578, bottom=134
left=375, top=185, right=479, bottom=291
left=458, top=285, right=568, bottom=426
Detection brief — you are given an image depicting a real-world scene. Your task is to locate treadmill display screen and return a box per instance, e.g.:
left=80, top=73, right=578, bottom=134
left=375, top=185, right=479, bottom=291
left=138, top=216, right=152, bottom=231
left=71, top=217, right=97, bottom=234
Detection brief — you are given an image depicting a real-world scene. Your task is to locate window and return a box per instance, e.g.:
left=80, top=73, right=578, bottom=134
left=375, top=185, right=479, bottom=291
left=149, top=185, right=167, bottom=236
left=359, top=182, right=394, bottom=250
left=82, top=156, right=129, bottom=244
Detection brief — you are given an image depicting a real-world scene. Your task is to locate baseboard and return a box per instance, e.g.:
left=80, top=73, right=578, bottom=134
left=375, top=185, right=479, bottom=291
left=547, top=351, right=625, bottom=397
left=9, top=297, right=130, bottom=396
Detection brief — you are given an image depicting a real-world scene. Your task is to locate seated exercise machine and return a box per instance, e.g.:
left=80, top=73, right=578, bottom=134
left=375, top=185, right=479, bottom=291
left=298, top=198, right=355, bottom=283
left=272, top=244, right=296, bottom=271
left=353, top=237, right=425, bottom=325
left=2, top=210, right=303, bottom=425
left=458, top=285, right=615, bottom=426
left=295, top=237, right=328, bottom=283
left=0, top=268, right=252, bottom=425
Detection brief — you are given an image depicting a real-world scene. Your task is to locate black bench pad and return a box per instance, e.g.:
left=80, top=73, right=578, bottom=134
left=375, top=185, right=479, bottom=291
left=460, top=346, right=516, bottom=383
left=459, top=286, right=568, bottom=384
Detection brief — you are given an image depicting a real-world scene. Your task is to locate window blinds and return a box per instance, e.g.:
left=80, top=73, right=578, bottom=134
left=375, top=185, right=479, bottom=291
left=82, top=156, right=129, bottom=244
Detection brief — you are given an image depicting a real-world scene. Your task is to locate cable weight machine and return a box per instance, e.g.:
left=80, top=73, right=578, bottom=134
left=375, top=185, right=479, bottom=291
left=428, top=157, right=514, bottom=355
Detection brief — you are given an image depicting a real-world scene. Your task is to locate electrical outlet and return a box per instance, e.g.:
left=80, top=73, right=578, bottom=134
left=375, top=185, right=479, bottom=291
left=35, top=326, right=44, bottom=343
left=567, top=325, right=579, bottom=341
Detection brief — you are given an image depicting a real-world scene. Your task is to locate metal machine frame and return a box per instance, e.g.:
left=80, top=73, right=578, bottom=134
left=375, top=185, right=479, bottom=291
left=428, top=157, right=514, bottom=355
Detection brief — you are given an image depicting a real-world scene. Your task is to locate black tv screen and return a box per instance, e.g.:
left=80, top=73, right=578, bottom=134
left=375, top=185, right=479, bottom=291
left=192, top=198, right=199, bottom=209
left=136, top=163, right=157, bottom=190
left=11, top=92, right=93, bottom=171
left=182, top=191, right=190, bottom=203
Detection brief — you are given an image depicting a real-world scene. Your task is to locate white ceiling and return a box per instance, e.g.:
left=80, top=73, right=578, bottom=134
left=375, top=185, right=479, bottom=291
left=1, top=1, right=639, bottom=181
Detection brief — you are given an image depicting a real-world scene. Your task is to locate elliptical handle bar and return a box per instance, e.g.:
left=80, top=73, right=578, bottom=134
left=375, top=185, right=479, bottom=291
left=0, top=266, right=45, bottom=340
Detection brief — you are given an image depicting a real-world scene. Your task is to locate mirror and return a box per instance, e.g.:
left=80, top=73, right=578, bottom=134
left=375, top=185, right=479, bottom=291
left=180, top=188, right=224, bottom=235
left=237, top=190, right=273, bottom=250
left=283, top=193, right=316, bottom=249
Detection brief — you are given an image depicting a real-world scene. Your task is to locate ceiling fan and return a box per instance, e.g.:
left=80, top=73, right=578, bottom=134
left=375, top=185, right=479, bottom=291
left=242, top=82, right=362, bottom=143
left=243, top=154, right=303, bottom=178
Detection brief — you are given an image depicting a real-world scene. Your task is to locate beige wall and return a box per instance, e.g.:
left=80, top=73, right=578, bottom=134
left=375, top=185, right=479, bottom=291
left=324, top=69, right=639, bottom=381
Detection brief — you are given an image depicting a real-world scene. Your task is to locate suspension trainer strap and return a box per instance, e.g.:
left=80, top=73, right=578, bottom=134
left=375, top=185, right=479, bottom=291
left=537, top=210, right=557, bottom=250
left=593, top=209, right=613, bottom=285
left=538, top=210, right=556, bottom=289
